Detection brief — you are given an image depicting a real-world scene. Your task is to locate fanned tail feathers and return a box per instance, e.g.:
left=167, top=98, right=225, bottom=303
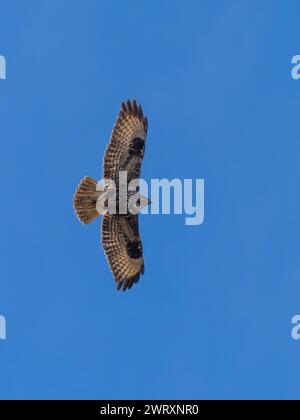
left=73, top=176, right=99, bottom=224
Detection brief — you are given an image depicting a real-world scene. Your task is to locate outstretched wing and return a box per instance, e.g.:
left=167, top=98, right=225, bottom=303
left=103, top=99, right=148, bottom=185
left=102, top=213, right=145, bottom=291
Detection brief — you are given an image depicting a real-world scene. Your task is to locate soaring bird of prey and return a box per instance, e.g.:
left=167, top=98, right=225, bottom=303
left=73, top=100, right=149, bottom=291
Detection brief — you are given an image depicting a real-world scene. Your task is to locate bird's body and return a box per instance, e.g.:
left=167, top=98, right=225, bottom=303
left=73, top=100, right=149, bottom=291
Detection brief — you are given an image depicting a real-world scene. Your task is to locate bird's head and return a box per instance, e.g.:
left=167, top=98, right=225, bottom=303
left=129, top=194, right=151, bottom=214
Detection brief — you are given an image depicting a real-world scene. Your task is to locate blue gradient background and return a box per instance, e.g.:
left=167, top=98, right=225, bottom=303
left=0, top=0, right=300, bottom=400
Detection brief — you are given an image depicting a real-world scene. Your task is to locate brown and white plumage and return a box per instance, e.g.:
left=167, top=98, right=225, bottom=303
left=73, top=99, right=148, bottom=292
left=103, top=99, right=148, bottom=185
left=73, top=176, right=99, bottom=224
left=102, top=213, right=144, bottom=291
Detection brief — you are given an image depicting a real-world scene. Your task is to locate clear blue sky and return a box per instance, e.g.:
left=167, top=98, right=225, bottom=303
left=0, top=0, right=300, bottom=400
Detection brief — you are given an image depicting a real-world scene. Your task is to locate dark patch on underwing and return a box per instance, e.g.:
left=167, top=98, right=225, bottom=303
left=129, top=137, right=145, bottom=158
left=126, top=240, right=143, bottom=259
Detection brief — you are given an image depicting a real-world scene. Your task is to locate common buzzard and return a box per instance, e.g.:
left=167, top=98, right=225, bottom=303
left=73, top=100, right=149, bottom=291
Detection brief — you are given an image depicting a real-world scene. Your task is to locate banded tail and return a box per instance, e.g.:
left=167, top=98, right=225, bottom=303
left=73, top=176, right=100, bottom=224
